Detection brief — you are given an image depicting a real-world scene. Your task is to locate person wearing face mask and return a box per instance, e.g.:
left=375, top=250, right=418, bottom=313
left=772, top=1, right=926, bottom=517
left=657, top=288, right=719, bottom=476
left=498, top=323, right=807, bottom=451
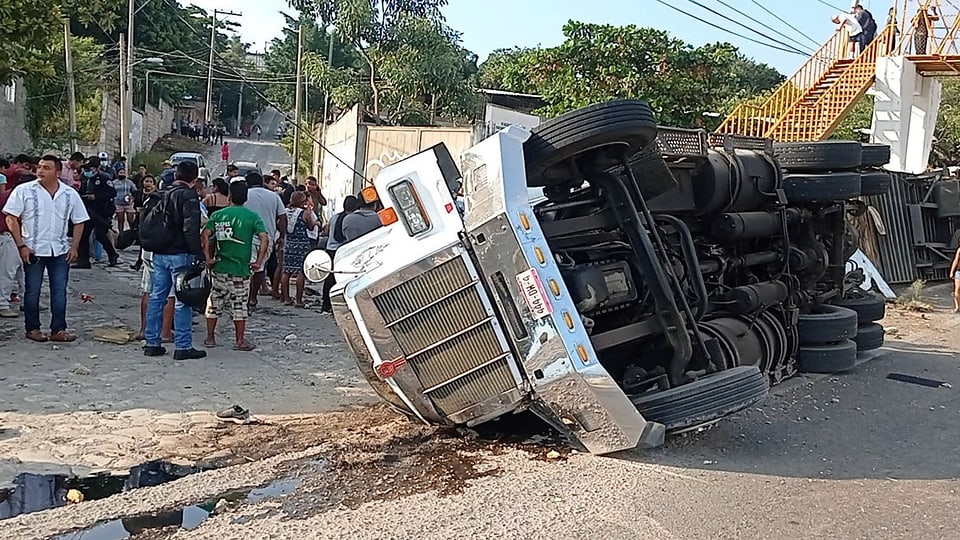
left=74, top=158, right=119, bottom=269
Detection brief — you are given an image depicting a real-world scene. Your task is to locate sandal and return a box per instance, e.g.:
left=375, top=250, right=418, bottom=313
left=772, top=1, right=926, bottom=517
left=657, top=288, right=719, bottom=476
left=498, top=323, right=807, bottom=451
left=49, top=331, right=77, bottom=343
left=203, top=338, right=217, bottom=348
left=25, top=330, right=48, bottom=342
left=134, top=332, right=145, bottom=341
left=284, top=299, right=294, bottom=306
left=233, top=340, right=256, bottom=351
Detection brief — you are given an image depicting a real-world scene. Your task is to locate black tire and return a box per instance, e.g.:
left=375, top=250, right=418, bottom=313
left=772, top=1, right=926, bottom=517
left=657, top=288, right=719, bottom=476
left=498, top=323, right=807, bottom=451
left=630, top=366, right=768, bottom=432
left=524, top=100, right=658, bottom=186
left=797, top=305, right=858, bottom=345
left=774, top=141, right=862, bottom=171
left=859, top=170, right=891, bottom=197
left=783, top=172, right=861, bottom=203
left=834, top=291, right=885, bottom=323
left=861, top=143, right=891, bottom=167
left=853, top=323, right=885, bottom=351
left=797, top=340, right=858, bottom=373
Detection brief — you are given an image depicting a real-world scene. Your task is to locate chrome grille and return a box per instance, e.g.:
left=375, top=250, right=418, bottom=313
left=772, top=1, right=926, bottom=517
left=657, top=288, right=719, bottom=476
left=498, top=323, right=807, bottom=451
left=371, top=255, right=518, bottom=416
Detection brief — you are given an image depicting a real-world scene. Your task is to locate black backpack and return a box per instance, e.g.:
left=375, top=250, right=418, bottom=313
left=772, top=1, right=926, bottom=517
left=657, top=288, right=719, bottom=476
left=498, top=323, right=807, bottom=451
left=139, top=190, right=176, bottom=252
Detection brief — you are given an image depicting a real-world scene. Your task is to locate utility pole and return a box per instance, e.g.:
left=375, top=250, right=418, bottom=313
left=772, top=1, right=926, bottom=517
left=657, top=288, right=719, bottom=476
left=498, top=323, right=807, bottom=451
left=63, top=18, right=78, bottom=153
left=318, top=29, right=334, bottom=187
left=119, top=33, right=127, bottom=159
left=126, top=0, right=135, bottom=157
left=236, top=81, right=243, bottom=137
left=205, top=9, right=242, bottom=124
left=292, top=23, right=305, bottom=182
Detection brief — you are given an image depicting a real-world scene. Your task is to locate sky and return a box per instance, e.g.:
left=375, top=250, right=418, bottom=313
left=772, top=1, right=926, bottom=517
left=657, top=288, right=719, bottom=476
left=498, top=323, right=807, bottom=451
left=187, top=0, right=891, bottom=75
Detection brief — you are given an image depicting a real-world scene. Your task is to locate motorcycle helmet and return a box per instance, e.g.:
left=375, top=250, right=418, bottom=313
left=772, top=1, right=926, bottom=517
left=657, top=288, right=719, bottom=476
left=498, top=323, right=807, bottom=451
left=175, top=263, right=211, bottom=310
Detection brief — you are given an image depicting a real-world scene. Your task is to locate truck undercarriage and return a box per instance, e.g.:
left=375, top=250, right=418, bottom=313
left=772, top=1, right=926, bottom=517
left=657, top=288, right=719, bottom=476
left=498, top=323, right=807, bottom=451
left=311, top=99, right=890, bottom=454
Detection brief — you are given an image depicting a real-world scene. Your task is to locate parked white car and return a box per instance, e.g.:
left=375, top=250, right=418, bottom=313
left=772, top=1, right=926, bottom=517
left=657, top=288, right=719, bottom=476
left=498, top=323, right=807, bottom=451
left=169, top=152, right=211, bottom=183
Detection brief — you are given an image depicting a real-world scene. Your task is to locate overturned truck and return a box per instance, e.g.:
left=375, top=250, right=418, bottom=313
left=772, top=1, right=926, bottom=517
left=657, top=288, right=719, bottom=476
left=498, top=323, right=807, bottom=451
left=306, top=100, right=889, bottom=454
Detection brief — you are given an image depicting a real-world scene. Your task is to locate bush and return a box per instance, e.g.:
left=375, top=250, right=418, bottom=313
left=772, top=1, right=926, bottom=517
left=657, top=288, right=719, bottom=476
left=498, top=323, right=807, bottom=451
left=130, top=151, right=170, bottom=176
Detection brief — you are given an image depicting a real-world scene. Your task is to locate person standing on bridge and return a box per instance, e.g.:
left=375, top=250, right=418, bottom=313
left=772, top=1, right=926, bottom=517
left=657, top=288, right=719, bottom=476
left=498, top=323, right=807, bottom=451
left=853, top=4, right=877, bottom=52
left=833, top=12, right=863, bottom=58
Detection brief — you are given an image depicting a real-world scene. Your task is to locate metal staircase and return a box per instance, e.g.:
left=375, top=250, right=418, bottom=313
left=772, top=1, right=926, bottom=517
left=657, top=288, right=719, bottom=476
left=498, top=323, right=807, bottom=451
left=717, top=24, right=897, bottom=142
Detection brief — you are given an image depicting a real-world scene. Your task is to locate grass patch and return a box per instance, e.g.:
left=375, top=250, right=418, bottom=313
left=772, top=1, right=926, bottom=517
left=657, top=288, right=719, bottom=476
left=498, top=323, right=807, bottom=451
left=129, top=151, right=170, bottom=176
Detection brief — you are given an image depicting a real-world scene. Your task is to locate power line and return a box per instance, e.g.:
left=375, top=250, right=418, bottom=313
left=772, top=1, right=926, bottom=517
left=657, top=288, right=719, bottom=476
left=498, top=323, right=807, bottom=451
left=157, top=0, right=365, bottom=180
left=653, top=0, right=810, bottom=56
left=709, top=0, right=818, bottom=54
left=683, top=0, right=812, bottom=56
left=136, top=70, right=298, bottom=85
left=748, top=0, right=824, bottom=49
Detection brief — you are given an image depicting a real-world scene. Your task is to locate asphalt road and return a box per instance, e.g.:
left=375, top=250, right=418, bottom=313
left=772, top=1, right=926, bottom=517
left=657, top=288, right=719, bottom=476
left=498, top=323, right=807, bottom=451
left=208, top=106, right=292, bottom=178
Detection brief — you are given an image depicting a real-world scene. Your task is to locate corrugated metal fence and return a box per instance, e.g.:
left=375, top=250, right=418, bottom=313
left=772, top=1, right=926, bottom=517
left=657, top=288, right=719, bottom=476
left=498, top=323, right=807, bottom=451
left=864, top=171, right=960, bottom=284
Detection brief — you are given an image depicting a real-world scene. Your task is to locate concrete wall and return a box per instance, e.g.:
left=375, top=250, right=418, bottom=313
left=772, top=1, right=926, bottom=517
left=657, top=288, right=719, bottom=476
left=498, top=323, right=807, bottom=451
left=871, top=57, right=942, bottom=174
left=316, top=104, right=362, bottom=216
left=0, top=80, right=33, bottom=154
left=92, top=91, right=175, bottom=157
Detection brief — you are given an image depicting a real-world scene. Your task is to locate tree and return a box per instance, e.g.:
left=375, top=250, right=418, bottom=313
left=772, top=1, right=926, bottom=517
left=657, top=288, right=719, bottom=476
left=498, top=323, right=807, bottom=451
left=0, top=0, right=116, bottom=84
left=292, top=0, right=475, bottom=124
left=830, top=95, right=873, bottom=141
left=931, top=79, right=960, bottom=167
left=476, top=21, right=783, bottom=128
left=24, top=36, right=109, bottom=145
left=263, top=13, right=359, bottom=119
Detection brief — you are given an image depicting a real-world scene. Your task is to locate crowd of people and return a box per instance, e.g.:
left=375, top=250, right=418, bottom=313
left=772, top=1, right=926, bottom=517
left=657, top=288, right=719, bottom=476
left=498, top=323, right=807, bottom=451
left=0, top=149, right=383, bottom=355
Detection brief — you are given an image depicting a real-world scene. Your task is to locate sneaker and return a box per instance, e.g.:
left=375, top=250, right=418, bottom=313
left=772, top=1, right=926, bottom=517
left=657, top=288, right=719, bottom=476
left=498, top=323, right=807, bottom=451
left=216, top=405, right=252, bottom=424
left=9, top=294, right=20, bottom=303
left=0, top=308, right=18, bottom=318
left=173, top=348, right=207, bottom=360
left=143, top=346, right=167, bottom=357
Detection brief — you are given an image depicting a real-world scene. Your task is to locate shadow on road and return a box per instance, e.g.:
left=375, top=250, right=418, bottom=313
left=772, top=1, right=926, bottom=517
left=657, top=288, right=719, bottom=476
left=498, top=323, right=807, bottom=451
left=620, top=342, right=960, bottom=481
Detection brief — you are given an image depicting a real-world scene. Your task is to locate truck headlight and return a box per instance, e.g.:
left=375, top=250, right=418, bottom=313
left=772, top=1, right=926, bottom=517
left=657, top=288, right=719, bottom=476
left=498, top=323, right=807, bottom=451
left=389, top=181, right=431, bottom=236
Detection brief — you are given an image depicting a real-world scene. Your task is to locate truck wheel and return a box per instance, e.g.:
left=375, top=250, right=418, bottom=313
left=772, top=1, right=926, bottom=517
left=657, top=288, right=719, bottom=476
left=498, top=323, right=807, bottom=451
left=774, top=141, right=862, bottom=171
left=834, top=291, right=885, bottom=323
left=783, top=172, right=861, bottom=203
left=859, top=170, right=891, bottom=197
left=797, top=305, right=858, bottom=345
left=860, top=143, right=891, bottom=167
left=797, top=340, right=858, bottom=373
left=630, top=366, right=768, bottom=432
left=524, top=100, right=658, bottom=186
left=853, top=323, right=885, bottom=351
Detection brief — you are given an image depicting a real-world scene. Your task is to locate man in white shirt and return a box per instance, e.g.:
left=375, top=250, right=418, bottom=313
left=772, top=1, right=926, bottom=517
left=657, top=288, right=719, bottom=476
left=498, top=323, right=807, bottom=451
left=833, top=12, right=864, bottom=58
left=243, top=172, right=286, bottom=309
left=2, top=155, right=89, bottom=342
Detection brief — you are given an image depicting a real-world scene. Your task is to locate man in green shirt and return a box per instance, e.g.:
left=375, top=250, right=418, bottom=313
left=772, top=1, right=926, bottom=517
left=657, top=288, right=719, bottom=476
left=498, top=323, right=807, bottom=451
left=201, top=181, right=268, bottom=351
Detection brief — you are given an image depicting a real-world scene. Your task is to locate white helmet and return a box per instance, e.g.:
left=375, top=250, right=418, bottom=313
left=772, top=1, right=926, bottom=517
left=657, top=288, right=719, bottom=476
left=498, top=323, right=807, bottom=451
left=97, top=151, right=109, bottom=161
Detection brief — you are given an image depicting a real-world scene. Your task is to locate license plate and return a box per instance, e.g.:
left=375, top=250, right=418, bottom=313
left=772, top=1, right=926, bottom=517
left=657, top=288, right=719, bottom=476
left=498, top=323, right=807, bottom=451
left=516, top=268, right=552, bottom=320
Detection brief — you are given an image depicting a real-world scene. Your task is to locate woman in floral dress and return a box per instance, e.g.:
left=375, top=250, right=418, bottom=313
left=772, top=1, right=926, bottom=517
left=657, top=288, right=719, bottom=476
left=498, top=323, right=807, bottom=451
left=281, top=191, right=317, bottom=307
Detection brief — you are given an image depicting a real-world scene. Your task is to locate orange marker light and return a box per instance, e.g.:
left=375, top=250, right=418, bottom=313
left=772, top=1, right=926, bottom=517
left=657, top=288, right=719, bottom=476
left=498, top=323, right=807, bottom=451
left=563, top=311, right=575, bottom=330
left=576, top=344, right=590, bottom=363
left=379, top=207, right=399, bottom=226
left=519, top=213, right=531, bottom=230
left=534, top=247, right=546, bottom=265
left=549, top=279, right=561, bottom=297
left=362, top=186, right=379, bottom=204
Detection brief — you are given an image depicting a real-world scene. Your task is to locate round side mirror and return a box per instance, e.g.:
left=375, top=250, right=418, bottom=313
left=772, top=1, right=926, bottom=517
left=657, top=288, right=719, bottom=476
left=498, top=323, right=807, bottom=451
left=304, top=249, right=333, bottom=283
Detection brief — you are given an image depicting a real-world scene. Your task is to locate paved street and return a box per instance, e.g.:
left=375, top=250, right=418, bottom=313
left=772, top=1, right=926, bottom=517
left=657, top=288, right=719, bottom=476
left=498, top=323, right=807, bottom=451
left=212, top=107, right=292, bottom=178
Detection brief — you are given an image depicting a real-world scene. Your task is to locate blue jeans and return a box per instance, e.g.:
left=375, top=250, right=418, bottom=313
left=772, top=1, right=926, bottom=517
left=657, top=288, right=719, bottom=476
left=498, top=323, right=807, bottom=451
left=146, top=253, right=195, bottom=350
left=24, top=254, right=69, bottom=333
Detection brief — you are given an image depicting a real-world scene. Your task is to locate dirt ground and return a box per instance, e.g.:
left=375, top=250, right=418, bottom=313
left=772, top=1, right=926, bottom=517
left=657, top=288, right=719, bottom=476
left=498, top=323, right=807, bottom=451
left=2, top=272, right=959, bottom=539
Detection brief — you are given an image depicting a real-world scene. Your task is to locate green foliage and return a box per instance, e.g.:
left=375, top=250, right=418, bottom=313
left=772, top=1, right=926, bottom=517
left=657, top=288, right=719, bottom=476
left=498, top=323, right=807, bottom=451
left=280, top=129, right=314, bottom=177
left=830, top=95, right=874, bottom=141
left=293, top=0, right=475, bottom=125
left=932, top=79, right=960, bottom=167
left=24, top=36, right=108, bottom=143
left=476, top=21, right=783, bottom=128
left=130, top=151, right=170, bottom=175
left=0, top=0, right=116, bottom=85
